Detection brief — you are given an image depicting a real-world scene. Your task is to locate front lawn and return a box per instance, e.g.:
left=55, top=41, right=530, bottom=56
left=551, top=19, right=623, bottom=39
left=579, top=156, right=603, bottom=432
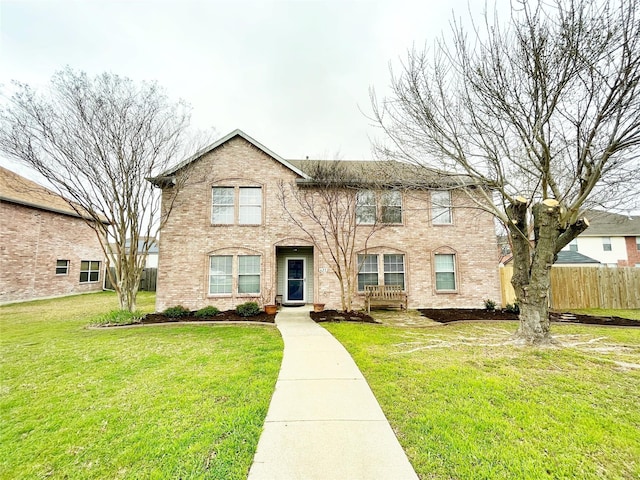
left=567, top=308, right=640, bottom=320
left=0, top=292, right=283, bottom=479
left=324, top=321, right=640, bottom=479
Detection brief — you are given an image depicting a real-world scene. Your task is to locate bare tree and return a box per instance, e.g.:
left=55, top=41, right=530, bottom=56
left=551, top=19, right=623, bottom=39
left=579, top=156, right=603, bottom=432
left=0, top=67, right=207, bottom=311
left=372, top=0, right=640, bottom=343
left=278, top=161, right=387, bottom=311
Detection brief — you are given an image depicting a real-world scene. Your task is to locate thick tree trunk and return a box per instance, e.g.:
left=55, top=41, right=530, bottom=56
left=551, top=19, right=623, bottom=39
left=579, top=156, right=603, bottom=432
left=510, top=199, right=560, bottom=344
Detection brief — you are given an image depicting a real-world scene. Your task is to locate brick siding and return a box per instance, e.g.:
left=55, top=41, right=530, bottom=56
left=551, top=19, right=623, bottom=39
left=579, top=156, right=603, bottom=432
left=0, top=201, right=105, bottom=303
left=156, top=136, right=501, bottom=312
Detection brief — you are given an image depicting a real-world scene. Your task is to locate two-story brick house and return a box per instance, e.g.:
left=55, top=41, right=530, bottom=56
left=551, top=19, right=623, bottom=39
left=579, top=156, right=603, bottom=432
left=151, top=130, right=500, bottom=312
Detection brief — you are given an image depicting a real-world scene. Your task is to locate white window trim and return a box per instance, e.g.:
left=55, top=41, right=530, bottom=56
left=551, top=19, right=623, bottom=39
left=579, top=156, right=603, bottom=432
left=56, top=259, right=70, bottom=276
left=79, top=261, right=101, bottom=284
left=434, top=253, right=457, bottom=292
left=432, top=190, right=453, bottom=225
left=208, top=254, right=262, bottom=296
left=357, top=253, right=406, bottom=292
left=356, top=190, right=404, bottom=226
left=211, top=186, right=263, bottom=226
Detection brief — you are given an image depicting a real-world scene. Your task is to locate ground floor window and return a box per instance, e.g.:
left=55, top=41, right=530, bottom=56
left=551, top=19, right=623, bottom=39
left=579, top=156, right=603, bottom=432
left=79, top=261, right=101, bottom=283
left=434, top=254, right=456, bottom=291
left=209, top=254, right=261, bottom=295
left=238, top=255, right=260, bottom=294
left=357, top=253, right=405, bottom=291
left=56, top=259, right=69, bottom=275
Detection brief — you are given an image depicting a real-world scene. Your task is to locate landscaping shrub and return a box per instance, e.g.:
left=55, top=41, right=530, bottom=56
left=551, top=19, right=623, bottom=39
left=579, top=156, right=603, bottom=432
left=505, top=302, right=520, bottom=314
left=91, top=309, right=143, bottom=326
left=236, top=301, right=261, bottom=317
left=162, top=305, right=191, bottom=318
left=483, top=299, right=497, bottom=311
left=194, top=306, right=220, bottom=318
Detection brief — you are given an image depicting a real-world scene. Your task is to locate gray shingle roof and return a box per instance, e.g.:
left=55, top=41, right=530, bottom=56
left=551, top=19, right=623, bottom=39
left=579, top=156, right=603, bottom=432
left=582, top=210, right=640, bottom=236
left=556, top=251, right=600, bottom=264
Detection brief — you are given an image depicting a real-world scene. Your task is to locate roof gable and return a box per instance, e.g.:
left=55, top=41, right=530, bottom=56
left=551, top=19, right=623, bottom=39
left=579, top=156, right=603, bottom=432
left=151, top=129, right=309, bottom=185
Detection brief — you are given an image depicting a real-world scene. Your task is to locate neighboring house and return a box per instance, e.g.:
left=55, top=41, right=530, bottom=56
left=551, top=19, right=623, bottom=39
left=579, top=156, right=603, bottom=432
left=0, top=166, right=107, bottom=303
left=561, top=210, right=640, bottom=267
left=500, top=251, right=601, bottom=268
left=150, top=129, right=501, bottom=312
left=107, top=238, right=159, bottom=269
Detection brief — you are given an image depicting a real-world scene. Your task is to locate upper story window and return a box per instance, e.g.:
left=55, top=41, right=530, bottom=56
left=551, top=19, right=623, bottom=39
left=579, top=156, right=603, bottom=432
left=432, top=190, right=452, bottom=225
left=602, top=237, right=612, bottom=252
left=212, top=186, right=262, bottom=225
left=356, top=190, right=402, bottom=225
left=212, top=187, right=234, bottom=224
left=356, top=190, right=377, bottom=224
left=381, top=191, right=402, bottom=224
left=569, top=239, right=578, bottom=252
left=636, top=236, right=639, bottom=251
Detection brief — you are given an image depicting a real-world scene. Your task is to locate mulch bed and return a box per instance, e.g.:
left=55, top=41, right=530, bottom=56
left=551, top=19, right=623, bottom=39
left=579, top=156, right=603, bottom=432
left=419, top=309, right=639, bottom=327
left=141, top=311, right=276, bottom=324
left=310, top=309, right=378, bottom=323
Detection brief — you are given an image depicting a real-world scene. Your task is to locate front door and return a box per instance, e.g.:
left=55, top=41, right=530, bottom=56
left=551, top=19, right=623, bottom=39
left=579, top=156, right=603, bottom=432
left=286, top=258, right=305, bottom=303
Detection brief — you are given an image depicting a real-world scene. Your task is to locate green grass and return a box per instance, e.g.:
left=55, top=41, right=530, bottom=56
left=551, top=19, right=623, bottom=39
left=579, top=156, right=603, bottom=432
left=567, top=308, right=640, bottom=320
left=324, top=321, right=640, bottom=479
left=0, top=292, right=283, bottom=479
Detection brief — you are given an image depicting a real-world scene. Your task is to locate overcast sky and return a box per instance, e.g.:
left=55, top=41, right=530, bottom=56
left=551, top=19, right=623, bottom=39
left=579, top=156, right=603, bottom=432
left=0, top=0, right=496, bottom=171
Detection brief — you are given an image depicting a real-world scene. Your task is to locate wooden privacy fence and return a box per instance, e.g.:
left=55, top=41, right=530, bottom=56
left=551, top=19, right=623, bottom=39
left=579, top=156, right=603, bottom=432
left=500, top=265, right=640, bottom=310
left=104, top=268, right=157, bottom=292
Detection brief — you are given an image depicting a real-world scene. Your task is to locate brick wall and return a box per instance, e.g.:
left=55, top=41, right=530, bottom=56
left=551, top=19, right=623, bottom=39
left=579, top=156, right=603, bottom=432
left=156, top=136, right=501, bottom=312
left=624, top=236, right=640, bottom=266
left=0, top=201, right=105, bottom=303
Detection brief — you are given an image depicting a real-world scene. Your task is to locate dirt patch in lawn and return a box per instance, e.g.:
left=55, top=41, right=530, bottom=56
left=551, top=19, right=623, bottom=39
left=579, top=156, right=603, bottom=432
left=310, top=310, right=378, bottom=323
left=141, top=311, right=276, bottom=324
left=419, top=309, right=639, bottom=327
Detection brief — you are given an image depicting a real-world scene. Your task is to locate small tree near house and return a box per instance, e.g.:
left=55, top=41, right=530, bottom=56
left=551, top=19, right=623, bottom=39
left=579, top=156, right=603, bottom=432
left=0, top=68, right=208, bottom=311
left=278, top=161, right=389, bottom=312
left=372, top=0, right=640, bottom=344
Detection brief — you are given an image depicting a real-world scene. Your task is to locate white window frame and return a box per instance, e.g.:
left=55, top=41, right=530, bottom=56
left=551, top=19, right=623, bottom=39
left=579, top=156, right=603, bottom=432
left=636, top=237, right=639, bottom=251
left=357, top=253, right=406, bottom=291
left=212, top=186, right=263, bottom=225
left=357, top=254, right=379, bottom=291
left=432, top=190, right=453, bottom=225
left=56, top=259, right=70, bottom=275
left=380, top=190, right=403, bottom=224
left=602, top=237, right=612, bottom=252
left=238, top=255, right=261, bottom=294
left=209, top=255, right=233, bottom=295
left=434, top=253, right=457, bottom=292
left=356, top=190, right=377, bottom=225
left=79, top=261, right=101, bottom=284
left=209, top=254, right=262, bottom=295
left=212, top=187, right=235, bottom=224
left=383, top=254, right=405, bottom=290
left=238, top=187, right=262, bottom=225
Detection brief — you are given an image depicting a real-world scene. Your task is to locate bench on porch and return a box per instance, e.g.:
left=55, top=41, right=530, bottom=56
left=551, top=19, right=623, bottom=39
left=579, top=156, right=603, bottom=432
left=364, top=285, right=407, bottom=313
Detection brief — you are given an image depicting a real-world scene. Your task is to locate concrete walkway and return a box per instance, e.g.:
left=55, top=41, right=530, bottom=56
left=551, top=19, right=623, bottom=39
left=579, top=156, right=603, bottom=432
left=247, top=306, right=418, bottom=480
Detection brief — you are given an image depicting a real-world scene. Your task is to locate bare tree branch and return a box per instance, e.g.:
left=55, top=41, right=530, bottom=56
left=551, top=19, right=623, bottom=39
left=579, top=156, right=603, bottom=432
left=0, top=67, right=212, bottom=311
left=372, top=0, right=640, bottom=344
